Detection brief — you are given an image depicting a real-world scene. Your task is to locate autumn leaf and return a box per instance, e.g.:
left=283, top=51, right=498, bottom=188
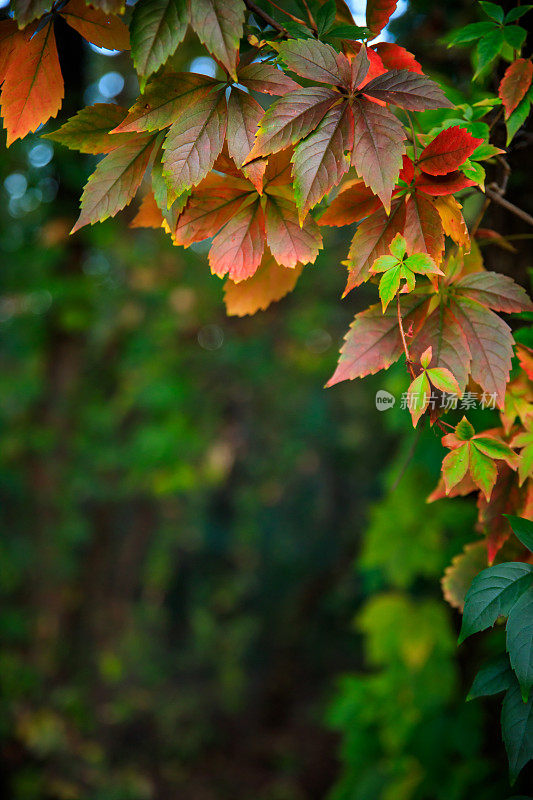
left=61, top=0, right=130, bottom=50
left=130, top=0, right=188, bottom=79
left=162, top=90, right=227, bottom=195
left=226, top=88, right=266, bottom=192
left=277, top=39, right=348, bottom=86
left=130, top=191, right=164, bottom=229
left=190, top=0, right=244, bottom=81
left=1, top=22, right=63, bottom=146
left=292, top=101, right=353, bottom=222
left=318, top=178, right=381, bottom=226
left=209, top=199, right=266, bottom=281
left=11, top=0, right=51, bottom=28
left=372, top=42, right=423, bottom=74
left=224, top=254, right=303, bottom=316
left=415, top=170, right=477, bottom=196
left=361, top=70, right=452, bottom=111
left=410, top=305, right=471, bottom=392
left=441, top=542, right=488, bottom=611
left=453, top=272, right=533, bottom=313
left=172, top=175, right=250, bottom=246
left=366, top=0, right=398, bottom=37
left=265, top=195, right=322, bottom=268
left=44, top=103, right=134, bottom=154
left=0, top=19, right=19, bottom=82
left=237, top=62, right=301, bottom=96
left=434, top=195, right=470, bottom=248
left=499, top=58, right=533, bottom=119
left=71, top=133, right=158, bottom=232
left=404, top=192, right=445, bottom=264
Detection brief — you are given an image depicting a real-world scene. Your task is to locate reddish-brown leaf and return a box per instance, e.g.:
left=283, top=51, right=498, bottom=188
left=366, top=0, right=397, bottom=36
left=190, top=0, right=244, bottom=81
left=350, top=97, right=406, bottom=210
left=326, top=294, right=428, bottom=385
left=450, top=296, right=514, bottom=408
left=344, top=199, right=406, bottom=293
left=454, top=271, right=533, bottom=313
left=265, top=195, right=322, bottom=268
left=72, top=133, right=158, bottom=232
left=499, top=58, right=533, bottom=119
left=227, top=88, right=266, bottom=192
left=209, top=199, right=266, bottom=281
left=410, top=305, right=471, bottom=392
left=417, top=126, right=484, bottom=176
left=162, top=90, right=227, bottom=195
left=277, top=39, right=345, bottom=87
left=476, top=464, right=526, bottom=563
left=237, top=62, right=300, bottom=95
left=44, top=103, right=133, bottom=154
left=403, top=192, right=445, bottom=263
left=1, top=22, right=63, bottom=146
left=372, top=43, right=422, bottom=74
left=224, top=254, right=303, bottom=317
left=318, top=179, right=381, bottom=226
left=245, top=87, right=338, bottom=160
left=0, top=19, right=20, bottom=82
left=130, top=191, right=164, bottom=228
left=362, top=70, right=452, bottom=111
left=61, top=0, right=130, bottom=50
left=113, top=73, right=219, bottom=133
left=292, top=101, right=353, bottom=222
left=172, top=174, right=250, bottom=246
left=415, top=170, right=476, bottom=196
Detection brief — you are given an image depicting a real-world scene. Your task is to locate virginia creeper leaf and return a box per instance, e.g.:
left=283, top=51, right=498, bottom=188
left=130, top=0, right=188, bottom=78
left=44, top=103, right=133, bottom=154
left=61, top=0, right=130, bottom=50
left=404, top=192, right=445, bottom=263
left=130, top=191, right=164, bottom=228
left=209, top=199, right=266, bottom=281
left=226, top=88, right=266, bottom=192
left=502, top=678, right=533, bottom=783
left=265, top=195, right=322, bottom=268
left=411, top=305, right=471, bottom=392
left=237, top=62, right=301, bottom=96
left=190, top=0, right=244, bottom=81
left=417, top=126, right=484, bottom=175
left=277, top=38, right=346, bottom=86
left=506, top=586, right=533, bottom=700
left=366, top=0, right=397, bottom=36
left=361, top=69, right=452, bottom=111
left=224, top=255, right=303, bottom=316
left=11, top=0, right=51, bottom=27
left=344, top=199, right=406, bottom=293
left=454, top=272, right=533, bottom=314
left=372, top=42, right=422, bottom=74
left=499, top=58, right=533, bottom=119
left=467, top=654, right=514, bottom=700
left=318, top=178, right=381, bottom=226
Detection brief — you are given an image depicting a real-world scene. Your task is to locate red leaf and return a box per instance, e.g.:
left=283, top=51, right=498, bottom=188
left=292, top=101, right=353, bottom=222
left=410, top=305, right=471, bottom=392
left=366, top=0, right=397, bottom=36
left=415, top=170, right=476, bottom=196
left=362, top=70, right=452, bottom=111
left=450, top=296, right=513, bottom=408
left=246, top=87, right=338, bottom=160
left=344, top=199, right=407, bottom=294
left=399, top=154, right=415, bottom=184
left=237, top=62, right=300, bottom=95
left=417, top=126, right=484, bottom=176
left=0, top=19, right=19, bottom=83
left=265, top=195, right=322, bottom=268
left=372, top=43, right=423, bottom=74
left=224, top=254, right=303, bottom=316
left=1, top=22, right=63, bottom=146
left=209, top=199, right=266, bottom=281
left=350, top=97, right=406, bottom=210
left=476, top=463, right=526, bottom=563
left=190, top=0, right=244, bottom=81
left=172, top=174, right=250, bottom=246
left=326, top=294, right=428, bottom=385
left=403, top=192, right=445, bottom=263
left=318, top=179, right=381, bottom=227
left=277, top=39, right=345, bottom=87
left=61, top=0, right=130, bottom=50
left=130, top=191, right=164, bottom=229
left=162, top=90, right=227, bottom=195
left=499, top=58, right=533, bottom=119
left=72, top=133, right=158, bottom=232
left=227, top=88, right=266, bottom=192
left=454, top=271, right=533, bottom=314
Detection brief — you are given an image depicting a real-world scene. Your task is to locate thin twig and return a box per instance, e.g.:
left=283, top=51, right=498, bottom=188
left=299, top=0, right=318, bottom=32
left=264, top=0, right=307, bottom=25
left=244, top=0, right=288, bottom=35
left=406, top=111, right=418, bottom=161
left=481, top=186, right=533, bottom=227
left=397, top=293, right=416, bottom=379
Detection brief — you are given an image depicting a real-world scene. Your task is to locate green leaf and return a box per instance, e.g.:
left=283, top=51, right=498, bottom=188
left=459, top=562, right=533, bottom=643
left=190, top=0, right=244, bottom=81
left=502, top=678, right=533, bottom=783
left=407, top=371, right=432, bottom=426
left=316, top=0, right=336, bottom=36
left=507, top=587, right=533, bottom=700
left=327, top=24, right=371, bottom=40
left=43, top=103, right=133, bottom=154
left=506, top=92, right=531, bottom=144
left=456, top=417, right=475, bottom=441
left=446, top=21, right=496, bottom=46
left=505, top=5, right=533, bottom=23
left=471, top=143, right=505, bottom=160
left=503, top=24, right=527, bottom=50
left=472, top=436, right=517, bottom=465
left=467, top=654, right=514, bottom=701
left=130, top=0, right=187, bottom=80
left=277, top=38, right=344, bottom=85
left=468, top=443, right=498, bottom=500
left=404, top=252, right=442, bottom=275
left=378, top=265, right=402, bottom=312
left=460, top=159, right=486, bottom=184
left=479, top=2, right=504, bottom=23
left=442, top=443, right=470, bottom=493
left=389, top=233, right=407, bottom=259
left=427, top=366, right=461, bottom=395
left=474, top=28, right=505, bottom=78
left=506, top=517, right=533, bottom=552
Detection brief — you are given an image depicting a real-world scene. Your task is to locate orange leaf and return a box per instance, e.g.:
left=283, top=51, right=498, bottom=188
left=130, top=191, right=164, bottom=229
left=61, top=0, right=130, bottom=50
left=209, top=200, right=266, bottom=282
left=0, top=19, right=19, bottom=82
left=366, top=0, right=397, bottom=36
left=372, top=43, right=422, bottom=74
left=403, top=192, right=445, bottom=264
left=224, top=254, right=303, bottom=316
left=499, top=58, right=533, bottom=119
left=1, top=22, right=63, bottom=146
left=265, top=195, right=322, bottom=268
left=434, top=195, right=470, bottom=249
left=319, top=178, right=381, bottom=227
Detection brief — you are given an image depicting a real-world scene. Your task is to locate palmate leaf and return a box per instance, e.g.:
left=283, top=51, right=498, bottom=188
left=318, top=178, right=381, bottom=226
left=190, top=0, right=244, bottom=81
left=361, top=70, right=452, bottom=111
left=265, top=195, right=321, bottom=268
left=61, top=0, right=130, bottom=50
left=113, top=73, right=219, bottom=133
left=454, top=272, right=533, bottom=314
left=450, top=295, right=514, bottom=408
left=326, top=294, right=428, bottom=385
left=350, top=97, right=406, bottom=210
left=246, top=87, right=339, bottom=160
left=404, top=192, right=445, bottom=263
left=507, top=587, right=533, bottom=700
left=162, top=91, right=227, bottom=195
left=276, top=38, right=348, bottom=86
left=130, top=0, right=188, bottom=79
left=71, top=133, right=158, bottom=232
left=417, top=126, right=484, bottom=176
left=459, top=561, right=533, bottom=643
left=1, top=22, right=63, bottom=146
left=344, top=199, right=406, bottom=293
left=237, top=62, right=300, bottom=96
left=227, top=89, right=266, bottom=193
left=209, top=199, right=266, bottom=281
left=224, top=254, right=303, bottom=316
left=502, top=677, right=533, bottom=783
left=44, top=103, right=133, bottom=154
left=292, top=101, right=353, bottom=222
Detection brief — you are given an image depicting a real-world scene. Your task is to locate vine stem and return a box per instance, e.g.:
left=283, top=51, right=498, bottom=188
left=406, top=111, right=418, bottom=161
left=264, top=0, right=307, bottom=25
left=244, top=0, right=288, bottom=35
left=397, top=293, right=416, bottom=379
left=480, top=186, right=533, bottom=227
